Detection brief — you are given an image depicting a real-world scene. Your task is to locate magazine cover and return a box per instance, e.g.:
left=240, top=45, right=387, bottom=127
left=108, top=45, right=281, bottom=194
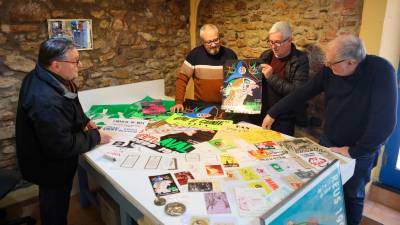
left=222, top=59, right=262, bottom=114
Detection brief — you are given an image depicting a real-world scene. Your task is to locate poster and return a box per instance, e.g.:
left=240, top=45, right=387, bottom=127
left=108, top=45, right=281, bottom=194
left=222, top=59, right=262, bottom=114
left=47, top=19, right=93, bottom=50
left=260, top=160, right=346, bottom=225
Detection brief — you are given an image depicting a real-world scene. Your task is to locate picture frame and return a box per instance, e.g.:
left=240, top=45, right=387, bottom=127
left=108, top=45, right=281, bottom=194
left=47, top=19, right=93, bottom=50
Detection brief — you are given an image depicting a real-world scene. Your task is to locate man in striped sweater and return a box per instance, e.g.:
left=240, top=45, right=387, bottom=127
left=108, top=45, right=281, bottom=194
left=170, top=24, right=238, bottom=112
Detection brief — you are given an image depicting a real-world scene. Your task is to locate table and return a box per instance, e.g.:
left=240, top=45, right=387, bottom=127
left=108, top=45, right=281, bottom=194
left=77, top=79, right=355, bottom=225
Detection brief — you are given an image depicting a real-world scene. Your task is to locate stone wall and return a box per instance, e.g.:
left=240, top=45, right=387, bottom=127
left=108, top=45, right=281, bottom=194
left=198, top=0, right=364, bottom=137
left=0, top=0, right=190, bottom=170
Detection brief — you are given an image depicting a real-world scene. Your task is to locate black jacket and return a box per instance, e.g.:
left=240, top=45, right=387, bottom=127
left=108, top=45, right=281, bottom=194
left=16, top=64, right=100, bottom=187
left=269, top=55, right=397, bottom=158
left=259, top=44, right=310, bottom=122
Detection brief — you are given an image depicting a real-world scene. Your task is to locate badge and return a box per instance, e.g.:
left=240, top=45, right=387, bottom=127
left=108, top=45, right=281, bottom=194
left=164, top=202, right=186, bottom=216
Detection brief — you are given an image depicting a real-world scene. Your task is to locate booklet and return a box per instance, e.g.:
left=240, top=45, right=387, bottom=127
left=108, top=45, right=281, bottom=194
left=222, top=59, right=262, bottom=114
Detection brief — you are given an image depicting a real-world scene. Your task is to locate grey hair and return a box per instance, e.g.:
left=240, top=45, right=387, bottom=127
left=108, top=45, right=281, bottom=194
left=269, top=21, right=292, bottom=39
left=330, top=35, right=367, bottom=62
left=199, top=24, right=219, bottom=40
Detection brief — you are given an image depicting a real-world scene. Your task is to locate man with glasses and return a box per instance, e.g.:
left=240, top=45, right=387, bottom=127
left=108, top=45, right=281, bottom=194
left=16, top=38, right=111, bottom=225
left=262, top=35, right=397, bottom=225
left=170, top=24, right=237, bottom=112
left=249, top=21, right=309, bottom=135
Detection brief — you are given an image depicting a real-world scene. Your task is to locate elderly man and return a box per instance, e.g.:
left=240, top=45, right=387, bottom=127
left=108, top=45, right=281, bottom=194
left=250, top=21, right=309, bottom=135
left=262, top=35, right=398, bottom=225
left=16, top=38, right=111, bottom=225
left=170, top=24, right=237, bottom=112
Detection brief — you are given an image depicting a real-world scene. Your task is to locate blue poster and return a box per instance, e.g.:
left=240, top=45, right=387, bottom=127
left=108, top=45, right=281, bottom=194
left=261, top=160, right=346, bottom=225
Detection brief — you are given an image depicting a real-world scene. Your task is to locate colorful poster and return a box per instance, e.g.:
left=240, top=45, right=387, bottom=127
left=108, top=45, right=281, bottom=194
left=261, top=161, right=346, bottom=225
left=220, top=153, right=239, bottom=168
left=222, top=59, right=262, bottom=114
left=148, top=173, right=180, bottom=196
left=86, top=96, right=175, bottom=123
left=141, top=99, right=166, bottom=115
left=165, top=114, right=233, bottom=130
left=277, top=138, right=346, bottom=164
left=183, top=99, right=225, bottom=120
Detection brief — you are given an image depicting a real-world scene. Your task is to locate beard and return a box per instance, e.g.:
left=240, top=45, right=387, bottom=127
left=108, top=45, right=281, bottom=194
left=206, top=46, right=221, bottom=55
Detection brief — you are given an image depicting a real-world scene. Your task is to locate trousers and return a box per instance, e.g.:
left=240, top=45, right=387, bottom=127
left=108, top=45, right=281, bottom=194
left=320, top=135, right=379, bottom=225
left=39, top=183, right=73, bottom=225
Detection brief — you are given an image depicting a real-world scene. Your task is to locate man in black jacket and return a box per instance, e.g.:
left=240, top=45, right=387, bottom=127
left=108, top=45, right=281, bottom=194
left=263, top=35, right=398, bottom=225
left=16, top=38, right=111, bottom=225
left=251, top=21, right=309, bottom=135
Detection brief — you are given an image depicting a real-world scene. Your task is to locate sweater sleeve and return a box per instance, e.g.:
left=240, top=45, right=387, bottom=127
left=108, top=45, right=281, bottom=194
left=348, top=60, right=398, bottom=158
left=175, top=57, right=195, bottom=104
left=268, top=70, right=325, bottom=118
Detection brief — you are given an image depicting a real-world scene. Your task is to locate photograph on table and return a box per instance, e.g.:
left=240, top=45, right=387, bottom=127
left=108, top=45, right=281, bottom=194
left=204, top=192, right=231, bottom=214
left=174, top=171, right=195, bottom=186
left=149, top=173, right=180, bottom=196
left=222, top=59, right=262, bottom=114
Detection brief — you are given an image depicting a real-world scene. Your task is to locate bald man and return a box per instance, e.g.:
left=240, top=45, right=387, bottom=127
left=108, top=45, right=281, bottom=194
left=171, top=24, right=237, bottom=113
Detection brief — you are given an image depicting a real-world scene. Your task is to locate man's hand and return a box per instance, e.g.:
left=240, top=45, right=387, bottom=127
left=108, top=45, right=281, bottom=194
left=330, top=146, right=351, bottom=158
left=170, top=103, right=184, bottom=113
left=260, top=64, right=273, bottom=79
left=99, top=131, right=112, bottom=144
left=86, top=120, right=98, bottom=129
left=262, top=114, right=275, bottom=129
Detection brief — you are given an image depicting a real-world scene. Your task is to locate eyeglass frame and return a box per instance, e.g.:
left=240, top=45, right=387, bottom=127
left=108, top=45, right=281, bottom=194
left=267, top=37, right=290, bottom=47
left=203, top=37, right=220, bottom=46
left=325, top=59, right=347, bottom=67
left=57, top=59, right=80, bottom=66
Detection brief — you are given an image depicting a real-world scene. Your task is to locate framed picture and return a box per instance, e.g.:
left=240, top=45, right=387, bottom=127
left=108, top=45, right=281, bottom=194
left=47, top=19, right=93, bottom=50
left=260, top=160, right=347, bottom=225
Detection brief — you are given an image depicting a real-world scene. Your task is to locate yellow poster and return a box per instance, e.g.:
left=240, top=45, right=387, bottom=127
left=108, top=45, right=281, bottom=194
left=239, top=167, right=259, bottom=181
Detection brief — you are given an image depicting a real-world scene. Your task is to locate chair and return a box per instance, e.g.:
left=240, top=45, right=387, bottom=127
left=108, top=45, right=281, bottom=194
left=0, top=169, right=36, bottom=225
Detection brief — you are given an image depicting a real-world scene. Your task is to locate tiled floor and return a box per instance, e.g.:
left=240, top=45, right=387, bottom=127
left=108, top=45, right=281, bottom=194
left=362, top=198, right=400, bottom=225
left=1, top=194, right=104, bottom=225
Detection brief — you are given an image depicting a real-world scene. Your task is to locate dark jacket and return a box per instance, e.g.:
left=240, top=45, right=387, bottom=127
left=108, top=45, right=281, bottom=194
left=259, top=44, right=310, bottom=123
left=16, top=64, right=100, bottom=187
left=268, top=55, right=397, bottom=158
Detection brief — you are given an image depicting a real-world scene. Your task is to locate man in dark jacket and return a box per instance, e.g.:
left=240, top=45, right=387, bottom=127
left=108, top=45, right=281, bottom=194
left=262, top=35, right=398, bottom=225
left=252, top=21, right=309, bottom=135
left=15, top=38, right=111, bottom=225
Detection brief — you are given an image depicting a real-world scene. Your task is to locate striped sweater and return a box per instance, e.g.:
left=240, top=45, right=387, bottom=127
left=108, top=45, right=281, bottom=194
left=175, top=45, right=237, bottom=104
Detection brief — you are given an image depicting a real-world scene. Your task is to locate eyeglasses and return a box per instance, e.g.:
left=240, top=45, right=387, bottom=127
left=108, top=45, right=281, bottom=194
left=268, top=37, right=290, bottom=47
left=203, top=37, right=220, bottom=46
left=325, top=59, right=346, bottom=67
left=58, top=59, right=80, bottom=66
